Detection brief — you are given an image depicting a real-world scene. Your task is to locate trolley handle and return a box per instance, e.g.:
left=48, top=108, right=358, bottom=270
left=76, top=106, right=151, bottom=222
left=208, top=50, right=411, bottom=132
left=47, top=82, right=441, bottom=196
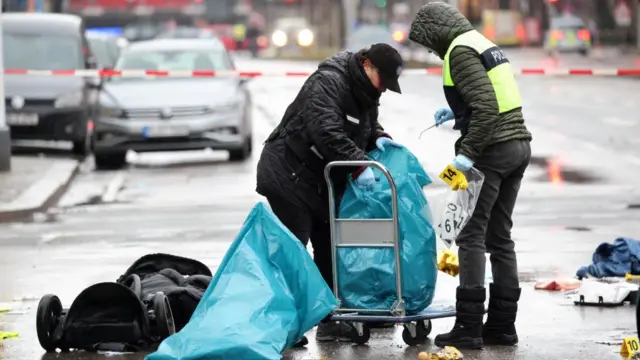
left=323, top=160, right=399, bottom=221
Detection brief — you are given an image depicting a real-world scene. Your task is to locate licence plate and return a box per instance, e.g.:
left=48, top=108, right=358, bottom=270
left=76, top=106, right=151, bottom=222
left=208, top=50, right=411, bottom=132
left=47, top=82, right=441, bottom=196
left=6, top=113, right=39, bottom=126
left=143, top=124, right=189, bottom=138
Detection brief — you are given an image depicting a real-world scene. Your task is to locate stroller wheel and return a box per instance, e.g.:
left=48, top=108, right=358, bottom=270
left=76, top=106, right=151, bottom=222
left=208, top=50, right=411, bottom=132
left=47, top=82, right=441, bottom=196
left=348, top=322, right=370, bottom=345
left=153, top=292, right=176, bottom=339
left=36, top=294, right=63, bottom=352
left=123, top=274, right=142, bottom=299
left=402, top=320, right=428, bottom=346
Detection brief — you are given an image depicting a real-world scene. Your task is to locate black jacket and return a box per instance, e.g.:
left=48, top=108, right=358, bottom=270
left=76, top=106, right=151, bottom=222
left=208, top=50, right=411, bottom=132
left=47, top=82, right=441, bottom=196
left=409, top=2, right=532, bottom=161
left=256, top=51, right=389, bottom=212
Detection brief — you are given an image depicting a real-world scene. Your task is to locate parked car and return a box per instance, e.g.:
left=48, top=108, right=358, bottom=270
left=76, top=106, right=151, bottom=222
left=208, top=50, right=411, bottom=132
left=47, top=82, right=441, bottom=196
left=87, top=31, right=128, bottom=68
left=544, top=14, right=592, bottom=56
left=94, top=38, right=253, bottom=170
left=2, top=13, right=100, bottom=157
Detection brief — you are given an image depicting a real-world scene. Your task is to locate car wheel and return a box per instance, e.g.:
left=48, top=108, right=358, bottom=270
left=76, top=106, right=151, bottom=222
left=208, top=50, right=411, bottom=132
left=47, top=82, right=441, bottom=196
left=228, top=136, right=252, bottom=162
left=94, top=152, right=127, bottom=170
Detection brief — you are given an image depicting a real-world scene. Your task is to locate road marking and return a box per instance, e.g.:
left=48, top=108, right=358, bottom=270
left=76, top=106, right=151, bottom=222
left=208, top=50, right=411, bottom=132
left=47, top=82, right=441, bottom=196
left=101, top=173, right=126, bottom=203
left=601, top=117, right=636, bottom=127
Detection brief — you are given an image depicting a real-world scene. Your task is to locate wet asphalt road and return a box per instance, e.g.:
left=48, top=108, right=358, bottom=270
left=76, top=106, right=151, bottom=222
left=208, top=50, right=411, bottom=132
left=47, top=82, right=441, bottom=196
left=2, top=53, right=640, bottom=360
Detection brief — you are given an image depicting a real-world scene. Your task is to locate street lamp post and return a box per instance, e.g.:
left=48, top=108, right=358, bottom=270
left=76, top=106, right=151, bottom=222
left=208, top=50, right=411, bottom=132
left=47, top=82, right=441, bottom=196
left=0, top=5, right=11, bottom=172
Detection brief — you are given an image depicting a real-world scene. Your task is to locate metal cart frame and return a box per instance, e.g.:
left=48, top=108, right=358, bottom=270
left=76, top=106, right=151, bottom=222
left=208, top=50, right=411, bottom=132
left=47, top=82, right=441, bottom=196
left=324, top=160, right=456, bottom=346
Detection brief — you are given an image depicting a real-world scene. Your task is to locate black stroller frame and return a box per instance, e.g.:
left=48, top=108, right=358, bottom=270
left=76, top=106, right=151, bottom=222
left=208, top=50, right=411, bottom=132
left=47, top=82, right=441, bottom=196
left=36, top=253, right=212, bottom=352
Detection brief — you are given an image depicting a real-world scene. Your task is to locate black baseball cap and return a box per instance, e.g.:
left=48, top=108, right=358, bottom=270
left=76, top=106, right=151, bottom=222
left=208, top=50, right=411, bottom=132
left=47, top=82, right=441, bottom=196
left=366, top=43, right=404, bottom=94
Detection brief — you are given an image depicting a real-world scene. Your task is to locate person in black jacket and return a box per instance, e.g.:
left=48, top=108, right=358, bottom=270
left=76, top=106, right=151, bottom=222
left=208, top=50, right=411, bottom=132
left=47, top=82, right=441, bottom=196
left=409, top=2, right=532, bottom=350
left=256, top=43, right=404, bottom=342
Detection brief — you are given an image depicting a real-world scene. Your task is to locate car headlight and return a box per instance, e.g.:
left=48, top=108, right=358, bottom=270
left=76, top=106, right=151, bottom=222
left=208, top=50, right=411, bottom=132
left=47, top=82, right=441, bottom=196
left=54, top=91, right=83, bottom=108
left=297, top=28, right=314, bottom=47
left=100, top=105, right=124, bottom=118
left=272, top=30, right=287, bottom=47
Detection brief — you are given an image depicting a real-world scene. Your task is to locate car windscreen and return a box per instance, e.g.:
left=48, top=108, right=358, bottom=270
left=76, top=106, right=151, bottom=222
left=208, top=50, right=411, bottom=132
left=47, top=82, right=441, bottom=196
left=2, top=32, right=83, bottom=70
left=111, top=49, right=231, bottom=80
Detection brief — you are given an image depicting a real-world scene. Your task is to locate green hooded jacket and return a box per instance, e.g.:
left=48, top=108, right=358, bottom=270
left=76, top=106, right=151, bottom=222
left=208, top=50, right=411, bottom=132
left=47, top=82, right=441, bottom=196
left=409, top=2, right=532, bottom=161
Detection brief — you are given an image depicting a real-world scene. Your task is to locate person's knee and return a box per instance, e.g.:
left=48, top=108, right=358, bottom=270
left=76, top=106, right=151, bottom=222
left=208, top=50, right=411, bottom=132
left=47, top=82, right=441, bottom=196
left=455, top=225, right=487, bottom=252
left=485, top=232, right=516, bottom=254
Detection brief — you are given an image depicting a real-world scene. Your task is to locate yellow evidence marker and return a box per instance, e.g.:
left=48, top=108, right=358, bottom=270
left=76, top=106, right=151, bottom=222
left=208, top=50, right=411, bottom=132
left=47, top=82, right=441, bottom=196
left=621, top=336, right=640, bottom=358
left=439, top=165, right=468, bottom=191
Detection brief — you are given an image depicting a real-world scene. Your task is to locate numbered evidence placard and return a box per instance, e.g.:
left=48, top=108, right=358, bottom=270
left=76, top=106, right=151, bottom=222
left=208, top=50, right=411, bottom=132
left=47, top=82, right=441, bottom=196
left=437, top=199, right=467, bottom=248
left=621, top=336, right=640, bottom=357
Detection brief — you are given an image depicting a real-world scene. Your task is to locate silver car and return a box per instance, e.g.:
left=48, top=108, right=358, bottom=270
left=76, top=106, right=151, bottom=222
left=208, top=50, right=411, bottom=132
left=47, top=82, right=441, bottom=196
left=94, top=38, right=253, bottom=170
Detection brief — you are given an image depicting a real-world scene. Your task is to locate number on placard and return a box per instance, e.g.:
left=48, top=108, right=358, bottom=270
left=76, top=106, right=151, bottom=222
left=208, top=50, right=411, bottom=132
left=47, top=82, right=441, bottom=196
left=441, top=168, right=458, bottom=182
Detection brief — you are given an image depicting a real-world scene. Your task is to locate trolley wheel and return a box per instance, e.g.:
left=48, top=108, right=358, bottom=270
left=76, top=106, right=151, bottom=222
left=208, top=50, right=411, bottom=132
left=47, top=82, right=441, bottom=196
left=422, top=319, right=433, bottom=336
left=123, top=274, right=142, bottom=299
left=349, top=323, right=371, bottom=345
left=153, top=292, right=176, bottom=339
left=402, top=320, right=428, bottom=346
left=36, top=294, right=63, bottom=352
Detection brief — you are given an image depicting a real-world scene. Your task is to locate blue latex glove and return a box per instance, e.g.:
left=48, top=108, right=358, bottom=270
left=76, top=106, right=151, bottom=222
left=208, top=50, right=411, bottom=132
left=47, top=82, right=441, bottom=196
left=375, top=137, right=401, bottom=152
left=452, top=154, right=474, bottom=172
left=355, top=167, right=376, bottom=188
left=434, top=108, right=455, bottom=126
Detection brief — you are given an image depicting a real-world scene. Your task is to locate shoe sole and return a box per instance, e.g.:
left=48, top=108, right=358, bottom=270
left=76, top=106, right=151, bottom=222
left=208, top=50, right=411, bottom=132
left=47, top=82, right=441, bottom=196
left=434, top=337, right=483, bottom=350
left=483, top=335, right=518, bottom=346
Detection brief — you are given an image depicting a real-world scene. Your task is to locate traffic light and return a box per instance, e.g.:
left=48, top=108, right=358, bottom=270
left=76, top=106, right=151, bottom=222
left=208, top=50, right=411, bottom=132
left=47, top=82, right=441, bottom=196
left=375, top=0, right=386, bottom=8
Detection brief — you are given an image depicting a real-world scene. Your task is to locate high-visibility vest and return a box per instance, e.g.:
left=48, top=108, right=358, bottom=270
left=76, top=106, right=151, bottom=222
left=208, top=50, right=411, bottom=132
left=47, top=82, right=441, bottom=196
left=233, top=24, right=246, bottom=40
left=442, top=30, right=522, bottom=128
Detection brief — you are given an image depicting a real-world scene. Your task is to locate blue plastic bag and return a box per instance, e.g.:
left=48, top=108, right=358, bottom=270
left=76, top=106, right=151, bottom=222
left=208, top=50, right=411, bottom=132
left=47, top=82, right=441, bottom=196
left=337, top=146, right=437, bottom=314
left=146, top=203, right=338, bottom=360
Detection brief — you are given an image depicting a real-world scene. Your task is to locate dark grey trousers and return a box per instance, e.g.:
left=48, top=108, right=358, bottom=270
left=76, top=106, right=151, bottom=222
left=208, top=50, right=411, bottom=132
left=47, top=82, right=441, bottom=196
left=456, top=140, right=531, bottom=290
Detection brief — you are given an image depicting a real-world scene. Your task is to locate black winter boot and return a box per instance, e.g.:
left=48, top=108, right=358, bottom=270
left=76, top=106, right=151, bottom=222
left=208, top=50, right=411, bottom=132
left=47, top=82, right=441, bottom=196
left=483, top=283, right=521, bottom=346
left=434, top=287, right=485, bottom=350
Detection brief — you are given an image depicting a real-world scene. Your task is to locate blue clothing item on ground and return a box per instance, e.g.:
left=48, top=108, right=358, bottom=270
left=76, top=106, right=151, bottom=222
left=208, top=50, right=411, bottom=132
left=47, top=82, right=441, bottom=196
left=146, top=203, right=338, bottom=360
left=576, top=237, right=640, bottom=279
left=338, top=146, right=438, bottom=314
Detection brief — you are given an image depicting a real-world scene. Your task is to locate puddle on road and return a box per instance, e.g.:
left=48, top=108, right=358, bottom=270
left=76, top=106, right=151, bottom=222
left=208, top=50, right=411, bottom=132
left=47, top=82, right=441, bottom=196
left=529, top=156, right=602, bottom=184
left=565, top=226, right=592, bottom=232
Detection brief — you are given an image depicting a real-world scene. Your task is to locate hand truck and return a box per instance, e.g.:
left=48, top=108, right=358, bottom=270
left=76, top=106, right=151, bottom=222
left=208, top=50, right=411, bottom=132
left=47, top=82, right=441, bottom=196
left=324, top=160, right=456, bottom=346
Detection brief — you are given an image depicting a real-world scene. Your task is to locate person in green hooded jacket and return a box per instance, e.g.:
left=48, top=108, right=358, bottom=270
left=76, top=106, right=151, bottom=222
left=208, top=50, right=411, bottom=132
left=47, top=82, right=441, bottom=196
left=409, top=1, right=532, bottom=350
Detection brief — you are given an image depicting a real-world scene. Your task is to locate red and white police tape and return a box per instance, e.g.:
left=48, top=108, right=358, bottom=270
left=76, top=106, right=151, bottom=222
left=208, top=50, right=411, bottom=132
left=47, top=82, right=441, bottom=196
left=3, top=68, right=640, bottom=77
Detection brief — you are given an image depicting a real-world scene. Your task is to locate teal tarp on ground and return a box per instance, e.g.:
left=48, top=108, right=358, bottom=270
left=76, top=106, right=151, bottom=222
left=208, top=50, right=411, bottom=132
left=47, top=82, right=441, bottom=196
left=337, top=146, right=438, bottom=314
left=146, top=203, right=338, bottom=360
